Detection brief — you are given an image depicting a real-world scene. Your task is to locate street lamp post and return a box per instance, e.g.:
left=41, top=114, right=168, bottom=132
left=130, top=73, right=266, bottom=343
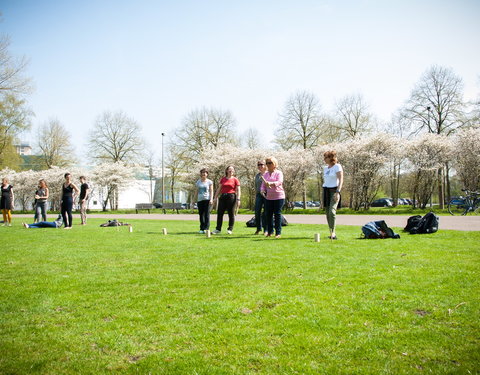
left=161, top=132, right=165, bottom=205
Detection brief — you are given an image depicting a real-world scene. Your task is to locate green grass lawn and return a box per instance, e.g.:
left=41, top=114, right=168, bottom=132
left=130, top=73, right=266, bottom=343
left=1, top=219, right=479, bottom=374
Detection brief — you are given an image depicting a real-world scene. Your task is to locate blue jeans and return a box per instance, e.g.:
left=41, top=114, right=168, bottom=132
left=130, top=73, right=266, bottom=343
left=34, top=201, right=47, bottom=222
left=28, top=221, right=57, bottom=228
left=265, top=198, right=285, bottom=235
left=254, top=193, right=266, bottom=232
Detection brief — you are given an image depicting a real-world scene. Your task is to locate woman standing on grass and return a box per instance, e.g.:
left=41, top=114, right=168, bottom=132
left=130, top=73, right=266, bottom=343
left=195, top=168, right=213, bottom=233
left=60, top=173, right=79, bottom=229
left=212, top=166, right=241, bottom=235
left=1, top=177, right=14, bottom=227
left=260, top=157, right=285, bottom=238
left=323, top=150, right=343, bottom=240
left=34, top=179, right=49, bottom=223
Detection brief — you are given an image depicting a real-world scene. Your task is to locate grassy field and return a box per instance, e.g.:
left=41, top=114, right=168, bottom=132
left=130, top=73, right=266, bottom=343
left=1, top=219, right=479, bottom=374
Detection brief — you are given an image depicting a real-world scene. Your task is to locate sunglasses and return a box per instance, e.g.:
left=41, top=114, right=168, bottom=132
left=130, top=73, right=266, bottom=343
left=266, top=162, right=273, bottom=165
left=257, top=163, right=264, bottom=166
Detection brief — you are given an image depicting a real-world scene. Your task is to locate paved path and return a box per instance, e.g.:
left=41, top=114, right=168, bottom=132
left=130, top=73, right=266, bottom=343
left=13, top=213, right=480, bottom=231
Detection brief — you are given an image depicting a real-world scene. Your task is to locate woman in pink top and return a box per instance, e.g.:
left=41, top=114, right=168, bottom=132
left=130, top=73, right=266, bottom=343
left=261, top=157, right=285, bottom=238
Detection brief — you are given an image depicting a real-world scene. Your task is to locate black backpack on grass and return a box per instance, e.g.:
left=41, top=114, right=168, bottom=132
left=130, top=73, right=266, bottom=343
left=246, top=216, right=256, bottom=227
left=404, top=215, right=422, bottom=232
left=408, top=212, right=439, bottom=234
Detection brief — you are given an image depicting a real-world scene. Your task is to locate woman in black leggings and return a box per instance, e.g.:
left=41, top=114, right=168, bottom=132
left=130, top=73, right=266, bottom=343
left=61, top=173, right=79, bottom=229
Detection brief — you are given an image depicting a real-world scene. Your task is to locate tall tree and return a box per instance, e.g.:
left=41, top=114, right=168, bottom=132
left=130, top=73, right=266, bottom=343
left=88, top=110, right=145, bottom=163
left=175, top=107, right=237, bottom=163
left=0, top=93, right=32, bottom=168
left=0, top=35, right=33, bottom=168
left=275, top=90, right=323, bottom=207
left=403, top=65, right=467, bottom=135
left=275, top=90, right=323, bottom=150
left=334, top=93, right=372, bottom=140
left=402, top=65, right=467, bottom=208
left=36, top=118, right=75, bottom=168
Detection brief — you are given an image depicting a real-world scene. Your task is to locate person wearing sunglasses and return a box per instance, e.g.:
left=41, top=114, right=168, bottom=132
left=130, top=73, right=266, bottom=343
left=260, top=157, right=285, bottom=238
left=254, top=160, right=267, bottom=235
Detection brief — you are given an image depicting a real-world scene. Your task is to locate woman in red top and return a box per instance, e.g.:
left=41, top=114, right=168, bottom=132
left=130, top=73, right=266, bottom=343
left=212, top=166, right=241, bottom=234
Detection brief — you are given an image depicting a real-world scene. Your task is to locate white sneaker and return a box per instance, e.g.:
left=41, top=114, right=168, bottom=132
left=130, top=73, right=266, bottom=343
left=212, top=230, right=221, bottom=234
left=198, top=230, right=205, bottom=234
left=227, top=230, right=233, bottom=235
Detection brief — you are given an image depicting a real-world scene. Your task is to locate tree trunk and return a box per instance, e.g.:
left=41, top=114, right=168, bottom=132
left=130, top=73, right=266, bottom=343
left=302, top=184, right=307, bottom=209
left=438, top=167, right=444, bottom=209
left=445, top=162, right=451, bottom=202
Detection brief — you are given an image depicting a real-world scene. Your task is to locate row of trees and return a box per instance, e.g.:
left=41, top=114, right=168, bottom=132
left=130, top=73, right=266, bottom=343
left=164, top=66, right=478, bottom=209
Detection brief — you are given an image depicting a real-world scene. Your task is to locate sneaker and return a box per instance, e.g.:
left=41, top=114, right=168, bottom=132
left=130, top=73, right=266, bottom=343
left=212, top=230, right=221, bottom=234
left=198, top=230, right=205, bottom=234
left=227, top=230, right=233, bottom=235
left=275, top=235, right=281, bottom=239
left=254, top=230, right=261, bottom=235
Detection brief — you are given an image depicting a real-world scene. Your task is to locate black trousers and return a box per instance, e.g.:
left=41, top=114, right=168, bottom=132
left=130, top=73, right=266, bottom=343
left=197, top=200, right=211, bottom=230
left=61, top=197, right=73, bottom=227
left=216, top=193, right=236, bottom=231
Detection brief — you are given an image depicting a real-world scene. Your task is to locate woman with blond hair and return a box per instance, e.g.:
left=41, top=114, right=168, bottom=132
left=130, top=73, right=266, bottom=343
left=260, top=157, right=285, bottom=238
left=323, top=150, right=344, bottom=240
left=0, top=177, right=14, bottom=226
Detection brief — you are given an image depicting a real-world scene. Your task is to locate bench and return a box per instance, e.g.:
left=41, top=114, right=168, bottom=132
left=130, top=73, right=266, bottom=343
left=161, top=203, right=184, bottom=214
left=135, top=203, right=154, bottom=214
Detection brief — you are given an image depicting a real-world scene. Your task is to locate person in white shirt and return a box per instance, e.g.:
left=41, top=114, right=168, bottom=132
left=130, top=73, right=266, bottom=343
left=323, top=150, right=344, bottom=240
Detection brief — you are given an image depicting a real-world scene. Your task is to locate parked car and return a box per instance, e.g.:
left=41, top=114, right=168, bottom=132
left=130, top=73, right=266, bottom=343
left=293, top=201, right=304, bottom=208
left=402, top=198, right=413, bottom=205
left=371, top=198, right=393, bottom=207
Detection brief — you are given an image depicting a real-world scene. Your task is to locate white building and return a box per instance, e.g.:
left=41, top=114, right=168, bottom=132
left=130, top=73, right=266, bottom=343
left=15, top=143, right=32, bottom=155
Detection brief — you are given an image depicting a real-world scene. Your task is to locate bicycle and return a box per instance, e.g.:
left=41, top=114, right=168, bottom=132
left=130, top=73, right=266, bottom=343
left=447, top=190, right=480, bottom=216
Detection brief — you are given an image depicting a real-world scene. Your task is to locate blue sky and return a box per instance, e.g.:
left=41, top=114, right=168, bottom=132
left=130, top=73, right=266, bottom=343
left=1, top=0, right=479, bottom=157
